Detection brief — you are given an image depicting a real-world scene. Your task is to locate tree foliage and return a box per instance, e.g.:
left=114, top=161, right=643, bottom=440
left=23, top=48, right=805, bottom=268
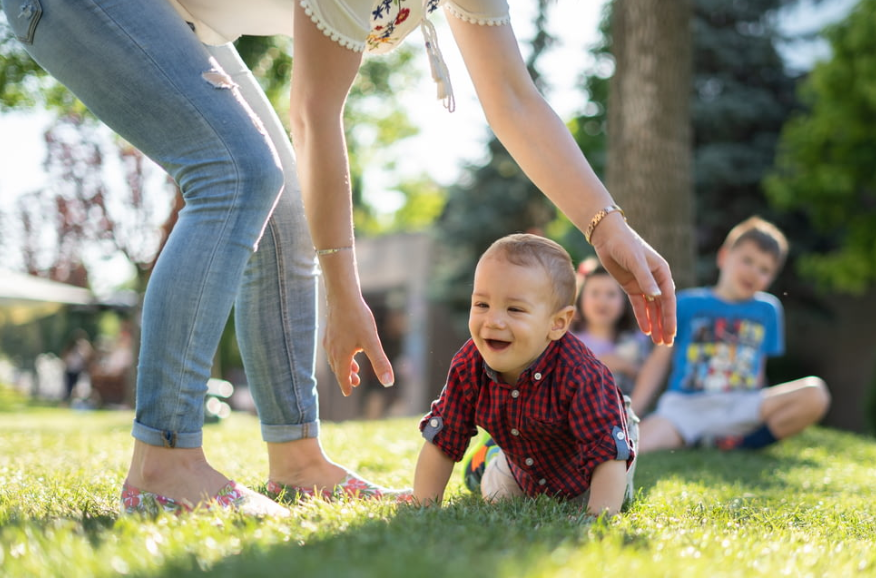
left=691, top=0, right=806, bottom=285
left=765, top=0, right=876, bottom=295
left=0, top=13, right=81, bottom=112
left=7, top=114, right=174, bottom=286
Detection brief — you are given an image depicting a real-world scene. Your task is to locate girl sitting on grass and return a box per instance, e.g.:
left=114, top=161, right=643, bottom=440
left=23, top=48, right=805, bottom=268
left=572, top=258, right=652, bottom=397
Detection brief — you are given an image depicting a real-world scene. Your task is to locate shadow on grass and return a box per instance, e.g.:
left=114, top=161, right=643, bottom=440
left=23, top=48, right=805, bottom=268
left=631, top=427, right=864, bottom=496
left=634, top=446, right=812, bottom=492
left=135, top=495, right=645, bottom=578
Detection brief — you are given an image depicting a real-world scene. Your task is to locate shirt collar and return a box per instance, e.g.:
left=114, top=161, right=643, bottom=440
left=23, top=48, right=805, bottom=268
left=482, top=338, right=561, bottom=386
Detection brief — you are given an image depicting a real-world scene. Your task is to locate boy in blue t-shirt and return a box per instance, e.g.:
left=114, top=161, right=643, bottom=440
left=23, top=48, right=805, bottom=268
left=632, top=217, right=831, bottom=453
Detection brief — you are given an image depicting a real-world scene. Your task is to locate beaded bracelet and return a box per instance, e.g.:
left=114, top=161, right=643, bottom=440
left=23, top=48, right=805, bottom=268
left=315, top=246, right=353, bottom=256
left=584, top=204, right=626, bottom=244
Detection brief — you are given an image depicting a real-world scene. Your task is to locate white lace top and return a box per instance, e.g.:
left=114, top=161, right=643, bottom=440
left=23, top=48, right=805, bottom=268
left=166, top=0, right=508, bottom=49
left=166, top=0, right=509, bottom=110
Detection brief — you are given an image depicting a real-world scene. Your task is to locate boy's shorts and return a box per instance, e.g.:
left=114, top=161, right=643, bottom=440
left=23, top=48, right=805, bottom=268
left=653, top=390, right=764, bottom=446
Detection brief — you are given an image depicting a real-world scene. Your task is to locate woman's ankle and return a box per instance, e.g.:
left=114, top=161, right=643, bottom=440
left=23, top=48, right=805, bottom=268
left=125, top=441, right=228, bottom=501
left=266, top=438, right=346, bottom=487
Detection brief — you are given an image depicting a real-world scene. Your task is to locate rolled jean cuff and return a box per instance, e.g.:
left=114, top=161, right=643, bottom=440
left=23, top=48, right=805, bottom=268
left=261, top=420, right=320, bottom=443
left=132, top=420, right=203, bottom=449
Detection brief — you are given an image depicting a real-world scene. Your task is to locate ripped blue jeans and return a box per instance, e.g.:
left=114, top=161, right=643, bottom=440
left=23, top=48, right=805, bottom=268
left=4, top=0, right=322, bottom=447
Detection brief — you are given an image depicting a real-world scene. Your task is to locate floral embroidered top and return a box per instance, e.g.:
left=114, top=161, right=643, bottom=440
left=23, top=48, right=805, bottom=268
left=166, top=0, right=510, bottom=108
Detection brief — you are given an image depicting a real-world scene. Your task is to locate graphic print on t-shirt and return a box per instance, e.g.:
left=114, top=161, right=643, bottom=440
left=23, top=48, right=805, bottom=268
left=679, top=316, right=765, bottom=392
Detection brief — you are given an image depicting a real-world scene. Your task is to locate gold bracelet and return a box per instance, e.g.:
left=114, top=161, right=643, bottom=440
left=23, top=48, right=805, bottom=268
left=584, top=204, right=626, bottom=244
left=315, top=246, right=353, bottom=256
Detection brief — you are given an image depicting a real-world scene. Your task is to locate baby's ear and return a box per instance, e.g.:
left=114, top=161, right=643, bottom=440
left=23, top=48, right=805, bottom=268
left=549, top=306, right=576, bottom=340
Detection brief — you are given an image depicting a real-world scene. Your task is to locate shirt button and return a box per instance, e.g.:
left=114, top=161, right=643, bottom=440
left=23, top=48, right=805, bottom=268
left=533, top=372, right=542, bottom=380
left=616, top=431, right=626, bottom=440
left=525, top=458, right=534, bottom=466
left=511, top=390, right=520, bottom=398
left=538, top=478, right=547, bottom=486
left=430, top=419, right=438, bottom=427
left=511, top=428, right=520, bottom=436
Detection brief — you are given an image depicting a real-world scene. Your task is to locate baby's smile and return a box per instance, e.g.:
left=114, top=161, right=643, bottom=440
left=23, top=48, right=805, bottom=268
left=485, top=338, right=511, bottom=351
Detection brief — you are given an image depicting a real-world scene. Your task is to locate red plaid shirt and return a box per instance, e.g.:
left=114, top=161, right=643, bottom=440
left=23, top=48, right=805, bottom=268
left=420, top=332, right=633, bottom=499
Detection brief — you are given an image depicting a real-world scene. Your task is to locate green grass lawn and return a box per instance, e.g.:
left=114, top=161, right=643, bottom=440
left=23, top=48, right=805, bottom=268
left=1, top=408, right=875, bottom=578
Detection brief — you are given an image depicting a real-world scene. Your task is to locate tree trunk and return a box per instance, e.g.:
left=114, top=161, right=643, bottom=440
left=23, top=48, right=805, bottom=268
left=607, top=0, right=696, bottom=289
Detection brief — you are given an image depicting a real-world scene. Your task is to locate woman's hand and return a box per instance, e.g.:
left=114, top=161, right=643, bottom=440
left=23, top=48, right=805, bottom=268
left=322, top=292, right=394, bottom=397
left=590, top=213, right=676, bottom=345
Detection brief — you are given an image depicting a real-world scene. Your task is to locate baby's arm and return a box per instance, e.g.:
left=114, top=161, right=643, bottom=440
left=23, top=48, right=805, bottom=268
left=586, top=459, right=627, bottom=516
left=412, top=441, right=455, bottom=505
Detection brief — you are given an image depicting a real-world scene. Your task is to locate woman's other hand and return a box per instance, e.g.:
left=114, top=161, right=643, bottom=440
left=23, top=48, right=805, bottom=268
left=323, top=292, right=394, bottom=397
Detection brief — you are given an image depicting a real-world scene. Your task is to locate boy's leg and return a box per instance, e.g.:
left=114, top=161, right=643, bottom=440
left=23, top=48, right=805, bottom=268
left=712, top=377, right=830, bottom=450
left=480, top=449, right=525, bottom=502
left=637, top=416, right=684, bottom=453
left=761, top=376, right=830, bottom=437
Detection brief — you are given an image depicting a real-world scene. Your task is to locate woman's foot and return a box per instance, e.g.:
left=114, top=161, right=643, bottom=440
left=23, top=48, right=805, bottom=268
left=123, top=440, right=289, bottom=516
left=266, top=437, right=410, bottom=501
left=121, top=480, right=290, bottom=517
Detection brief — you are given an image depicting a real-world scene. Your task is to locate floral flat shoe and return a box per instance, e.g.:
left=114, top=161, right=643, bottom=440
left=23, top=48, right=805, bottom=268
left=120, top=480, right=290, bottom=517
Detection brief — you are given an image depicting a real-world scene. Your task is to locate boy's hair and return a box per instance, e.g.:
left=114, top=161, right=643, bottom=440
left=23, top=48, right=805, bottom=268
left=722, top=216, right=789, bottom=268
left=481, top=234, right=576, bottom=310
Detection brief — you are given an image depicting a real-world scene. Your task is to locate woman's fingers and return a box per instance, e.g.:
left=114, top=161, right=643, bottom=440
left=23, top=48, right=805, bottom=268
left=336, top=354, right=354, bottom=397
left=596, top=223, right=676, bottom=345
left=652, top=262, right=677, bottom=344
left=365, top=346, right=395, bottom=388
left=324, top=307, right=394, bottom=396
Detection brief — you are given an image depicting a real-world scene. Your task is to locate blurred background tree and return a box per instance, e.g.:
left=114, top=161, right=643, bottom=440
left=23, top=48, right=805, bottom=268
left=569, top=0, right=817, bottom=288
left=763, top=0, right=876, bottom=432
left=607, top=0, right=695, bottom=289
left=765, top=0, right=876, bottom=296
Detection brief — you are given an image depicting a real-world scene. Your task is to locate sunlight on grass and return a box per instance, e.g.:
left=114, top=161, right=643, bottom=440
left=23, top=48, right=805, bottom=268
left=1, top=409, right=875, bottom=577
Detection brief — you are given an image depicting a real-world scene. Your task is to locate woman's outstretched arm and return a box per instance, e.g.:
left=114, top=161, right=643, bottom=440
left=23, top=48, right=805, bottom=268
left=448, top=17, right=676, bottom=344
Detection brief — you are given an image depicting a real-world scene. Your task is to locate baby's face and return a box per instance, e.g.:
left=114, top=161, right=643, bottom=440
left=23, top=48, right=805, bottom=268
left=468, top=255, right=565, bottom=384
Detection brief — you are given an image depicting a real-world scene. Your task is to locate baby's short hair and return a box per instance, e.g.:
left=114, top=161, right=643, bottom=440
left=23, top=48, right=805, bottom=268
left=481, top=233, right=577, bottom=310
left=722, top=216, right=789, bottom=268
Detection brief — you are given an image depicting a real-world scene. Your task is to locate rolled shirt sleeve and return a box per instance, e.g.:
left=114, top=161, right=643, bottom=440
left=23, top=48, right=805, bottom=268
left=419, top=350, right=480, bottom=462
left=570, top=363, right=635, bottom=478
